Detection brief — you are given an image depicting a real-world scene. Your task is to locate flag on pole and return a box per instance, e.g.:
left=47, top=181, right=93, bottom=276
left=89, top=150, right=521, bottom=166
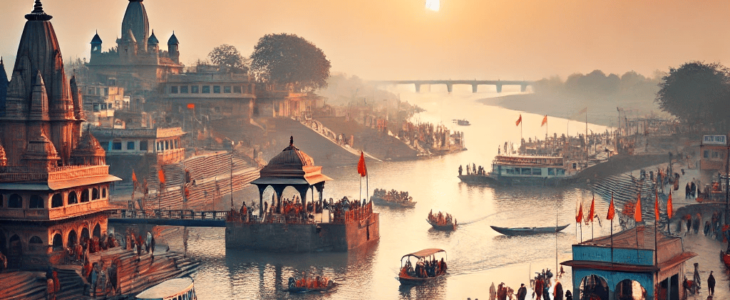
left=655, top=189, right=660, bottom=222
left=357, top=151, right=367, bottom=177
left=158, top=168, right=166, bottom=185
left=516, top=114, right=522, bottom=126
left=667, top=191, right=673, bottom=219
left=541, top=115, right=548, bottom=127
left=132, top=170, right=137, bottom=183
left=607, top=194, right=615, bottom=220
left=589, top=197, right=595, bottom=223
left=576, top=202, right=583, bottom=223
left=634, top=193, right=642, bottom=223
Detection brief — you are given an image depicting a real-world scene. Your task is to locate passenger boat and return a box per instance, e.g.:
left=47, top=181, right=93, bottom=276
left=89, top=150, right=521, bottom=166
left=453, top=119, right=471, bottom=126
left=283, top=276, right=337, bottom=293
left=490, top=224, right=570, bottom=236
left=372, top=196, right=417, bottom=207
left=398, top=248, right=448, bottom=285
left=459, top=155, right=574, bottom=186
left=136, top=277, right=196, bottom=300
left=720, top=250, right=730, bottom=268
left=370, top=189, right=417, bottom=208
left=426, top=218, right=456, bottom=231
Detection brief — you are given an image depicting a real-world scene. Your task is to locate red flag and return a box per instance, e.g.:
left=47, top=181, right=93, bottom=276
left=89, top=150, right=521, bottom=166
left=655, top=189, right=660, bottom=222
left=357, top=151, right=367, bottom=177
left=541, top=115, right=548, bottom=127
left=607, top=193, right=615, bottom=220
left=132, top=170, right=137, bottom=183
left=634, top=193, right=642, bottom=223
left=158, top=169, right=166, bottom=185
left=667, top=191, right=673, bottom=219
left=187, top=103, right=195, bottom=109
left=516, top=114, right=522, bottom=126
left=589, top=197, right=595, bottom=223
left=576, top=202, right=583, bottom=223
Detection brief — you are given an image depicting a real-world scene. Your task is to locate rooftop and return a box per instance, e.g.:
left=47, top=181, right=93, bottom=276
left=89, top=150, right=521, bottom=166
left=90, top=127, right=185, bottom=139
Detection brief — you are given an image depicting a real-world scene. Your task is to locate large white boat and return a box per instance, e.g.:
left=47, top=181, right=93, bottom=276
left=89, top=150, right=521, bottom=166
left=136, top=277, right=197, bottom=300
left=459, top=155, right=575, bottom=185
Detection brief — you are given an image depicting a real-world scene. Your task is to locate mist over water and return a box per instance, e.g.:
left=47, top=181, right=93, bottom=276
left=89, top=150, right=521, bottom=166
left=172, top=89, right=618, bottom=299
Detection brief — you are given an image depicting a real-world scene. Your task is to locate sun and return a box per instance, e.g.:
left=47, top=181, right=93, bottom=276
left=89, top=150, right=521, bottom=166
left=425, top=0, right=440, bottom=12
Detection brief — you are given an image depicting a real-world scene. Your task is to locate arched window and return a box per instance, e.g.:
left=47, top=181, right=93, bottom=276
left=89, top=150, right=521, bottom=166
left=9, top=235, right=22, bottom=255
left=29, top=195, right=44, bottom=209
left=92, top=188, right=99, bottom=200
left=80, top=190, right=89, bottom=203
left=67, top=230, right=77, bottom=248
left=8, top=194, right=22, bottom=208
left=102, top=188, right=107, bottom=198
left=93, top=223, right=101, bottom=238
left=52, top=233, right=63, bottom=251
left=51, top=194, right=63, bottom=208
left=68, top=191, right=78, bottom=205
left=29, top=236, right=43, bottom=252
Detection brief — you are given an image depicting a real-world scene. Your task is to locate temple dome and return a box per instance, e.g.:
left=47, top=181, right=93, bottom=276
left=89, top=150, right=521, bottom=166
left=148, top=30, right=159, bottom=45
left=167, top=32, right=179, bottom=45
left=22, top=131, right=60, bottom=162
left=71, top=130, right=106, bottom=165
left=121, top=0, right=149, bottom=51
left=91, top=31, right=102, bottom=44
left=266, top=136, right=314, bottom=168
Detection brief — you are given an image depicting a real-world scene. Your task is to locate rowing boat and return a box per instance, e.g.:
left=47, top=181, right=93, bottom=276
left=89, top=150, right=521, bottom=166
left=427, top=219, right=456, bottom=231
left=490, top=224, right=569, bottom=236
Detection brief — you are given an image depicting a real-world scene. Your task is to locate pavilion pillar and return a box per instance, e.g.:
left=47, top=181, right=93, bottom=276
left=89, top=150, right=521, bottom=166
left=295, top=185, right=309, bottom=211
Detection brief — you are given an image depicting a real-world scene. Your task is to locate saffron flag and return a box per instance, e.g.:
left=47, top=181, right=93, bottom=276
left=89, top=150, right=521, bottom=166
left=516, top=114, right=522, bottom=126
left=158, top=169, right=166, bottom=185
left=541, top=115, right=548, bottom=127
left=187, top=103, right=195, bottom=110
left=634, top=193, right=642, bottom=223
left=357, top=151, right=367, bottom=177
left=667, top=191, right=673, bottom=219
left=655, top=190, right=660, bottom=221
left=576, top=202, right=583, bottom=223
left=607, top=193, right=615, bottom=220
left=589, top=197, right=595, bottom=223
left=132, top=170, right=137, bottom=183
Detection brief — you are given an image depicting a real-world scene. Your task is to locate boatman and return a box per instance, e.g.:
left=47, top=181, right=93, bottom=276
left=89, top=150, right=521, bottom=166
left=459, top=165, right=463, bottom=176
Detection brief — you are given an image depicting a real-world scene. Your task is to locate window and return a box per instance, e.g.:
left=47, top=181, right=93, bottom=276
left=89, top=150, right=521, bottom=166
left=572, top=163, right=577, bottom=169
left=191, top=85, right=199, bottom=93
left=29, top=195, right=44, bottom=208
left=92, top=188, right=99, bottom=200
left=127, top=141, right=135, bottom=150
left=93, top=104, right=100, bottom=111
left=505, top=168, right=514, bottom=174
left=180, top=86, right=189, bottom=93
left=171, top=86, right=178, bottom=94
left=102, top=188, right=107, bottom=198
left=68, top=192, right=78, bottom=205
left=548, top=168, right=555, bottom=176
left=88, top=88, right=95, bottom=95
left=81, top=190, right=89, bottom=203
left=165, top=141, right=169, bottom=150
left=29, top=236, right=43, bottom=252
left=224, top=86, right=231, bottom=93
left=214, top=86, right=221, bottom=93
left=8, top=194, right=22, bottom=208
left=532, top=168, right=542, bottom=175
left=557, top=169, right=566, bottom=176
left=233, top=86, right=242, bottom=93
left=521, top=168, right=531, bottom=175
left=202, top=86, right=210, bottom=93
left=140, top=141, right=148, bottom=151
left=174, top=140, right=179, bottom=149
left=113, top=142, right=122, bottom=150
left=704, top=150, right=709, bottom=158
left=51, top=194, right=63, bottom=208
left=52, top=234, right=63, bottom=251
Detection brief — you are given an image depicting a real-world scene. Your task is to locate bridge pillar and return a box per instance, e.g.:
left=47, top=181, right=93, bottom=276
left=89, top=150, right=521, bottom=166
left=446, top=84, right=453, bottom=93
left=472, top=84, right=478, bottom=93
left=521, top=84, right=528, bottom=92
left=415, top=83, right=421, bottom=93
left=496, top=84, right=503, bottom=93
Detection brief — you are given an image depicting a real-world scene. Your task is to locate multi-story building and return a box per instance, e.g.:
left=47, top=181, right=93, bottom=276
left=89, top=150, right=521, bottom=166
left=161, top=69, right=256, bottom=119
left=0, top=1, right=121, bottom=268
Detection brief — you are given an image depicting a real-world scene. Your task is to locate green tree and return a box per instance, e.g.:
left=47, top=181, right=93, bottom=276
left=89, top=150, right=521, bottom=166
left=656, top=62, right=730, bottom=127
left=208, top=44, right=248, bottom=73
left=250, top=33, right=331, bottom=91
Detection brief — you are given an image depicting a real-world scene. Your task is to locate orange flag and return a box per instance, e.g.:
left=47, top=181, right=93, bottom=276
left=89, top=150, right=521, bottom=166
left=667, top=191, right=673, bottom=219
left=357, top=151, right=367, bottom=177
left=655, top=190, right=660, bottom=222
left=541, top=115, right=548, bottom=127
left=132, top=170, right=137, bottom=183
left=576, top=202, right=583, bottom=223
left=158, top=169, right=166, bottom=185
left=516, top=114, right=522, bottom=126
left=634, top=193, right=642, bottom=223
left=589, top=197, right=595, bottom=223
left=607, top=193, right=615, bottom=220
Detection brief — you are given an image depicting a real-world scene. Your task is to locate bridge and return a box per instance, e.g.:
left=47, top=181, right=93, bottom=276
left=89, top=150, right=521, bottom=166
left=371, top=80, right=534, bottom=93
left=108, top=209, right=230, bottom=227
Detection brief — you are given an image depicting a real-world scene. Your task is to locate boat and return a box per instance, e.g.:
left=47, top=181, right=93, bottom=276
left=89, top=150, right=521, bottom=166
left=721, top=250, right=730, bottom=268
left=490, top=224, right=570, bottom=236
left=453, top=119, right=471, bottom=126
left=283, top=276, right=337, bottom=293
left=459, top=155, right=575, bottom=186
left=427, top=218, right=457, bottom=231
left=136, top=277, right=196, bottom=300
left=398, top=248, right=448, bottom=285
left=371, top=189, right=417, bottom=208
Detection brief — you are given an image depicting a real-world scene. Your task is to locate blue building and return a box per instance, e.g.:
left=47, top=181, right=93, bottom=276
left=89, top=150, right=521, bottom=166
left=561, top=225, right=696, bottom=300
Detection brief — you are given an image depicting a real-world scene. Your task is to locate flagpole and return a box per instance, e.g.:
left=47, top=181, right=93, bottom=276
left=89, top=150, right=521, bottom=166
left=610, top=192, right=614, bottom=265
left=592, top=192, right=595, bottom=241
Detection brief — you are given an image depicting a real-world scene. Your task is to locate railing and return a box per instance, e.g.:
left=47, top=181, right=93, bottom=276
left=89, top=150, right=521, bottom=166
left=0, top=199, right=112, bottom=220
left=344, top=202, right=373, bottom=223
left=111, top=209, right=229, bottom=221
left=157, top=148, right=185, bottom=165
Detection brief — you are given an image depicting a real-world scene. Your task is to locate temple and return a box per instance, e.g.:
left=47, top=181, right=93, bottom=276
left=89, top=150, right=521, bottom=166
left=0, top=0, right=121, bottom=268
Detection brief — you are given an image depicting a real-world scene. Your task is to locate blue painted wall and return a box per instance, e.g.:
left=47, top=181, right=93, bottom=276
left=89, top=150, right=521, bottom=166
left=573, top=245, right=654, bottom=265
left=572, top=269, right=654, bottom=300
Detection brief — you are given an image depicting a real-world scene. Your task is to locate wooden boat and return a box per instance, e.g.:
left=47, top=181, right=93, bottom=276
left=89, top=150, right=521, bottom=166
left=136, top=277, right=196, bottom=300
left=490, top=224, right=570, bottom=236
left=453, top=119, right=471, bottom=126
left=371, top=195, right=417, bottom=208
left=721, top=250, right=730, bottom=268
left=283, top=277, right=337, bottom=293
left=398, top=248, right=448, bottom=285
left=427, top=219, right=457, bottom=231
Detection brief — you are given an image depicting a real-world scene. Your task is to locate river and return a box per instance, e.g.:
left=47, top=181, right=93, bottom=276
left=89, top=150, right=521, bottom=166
left=157, top=87, right=644, bottom=300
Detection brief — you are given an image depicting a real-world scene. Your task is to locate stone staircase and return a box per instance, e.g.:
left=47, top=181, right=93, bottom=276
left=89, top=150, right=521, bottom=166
left=0, top=271, right=46, bottom=300
left=591, top=172, right=659, bottom=222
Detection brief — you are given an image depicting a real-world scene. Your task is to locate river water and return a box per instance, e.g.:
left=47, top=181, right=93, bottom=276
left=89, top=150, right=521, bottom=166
left=162, top=87, right=637, bottom=299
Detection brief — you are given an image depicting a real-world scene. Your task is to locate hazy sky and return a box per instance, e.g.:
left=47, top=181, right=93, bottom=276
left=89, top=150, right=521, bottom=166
left=2, top=0, right=730, bottom=81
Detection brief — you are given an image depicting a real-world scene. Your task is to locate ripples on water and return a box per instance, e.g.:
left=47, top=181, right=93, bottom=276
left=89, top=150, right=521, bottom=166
left=161, top=89, right=620, bottom=299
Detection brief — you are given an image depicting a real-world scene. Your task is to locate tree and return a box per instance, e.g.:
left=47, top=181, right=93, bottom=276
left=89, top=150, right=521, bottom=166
left=656, top=62, right=730, bottom=127
left=208, top=44, right=248, bottom=73
left=250, top=33, right=331, bottom=91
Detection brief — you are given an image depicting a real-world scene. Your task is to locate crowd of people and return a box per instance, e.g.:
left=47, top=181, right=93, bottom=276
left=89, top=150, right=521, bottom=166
left=123, top=229, right=156, bottom=258
left=459, top=163, right=487, bottom=176
left=399, top=256, right=447, bottom=278
left=372, top=189, right=413, bottom=203
left=82, top=259, right=120, bottom=298
left=65, top=233, right=119, bottom=265
left=428, top=210, right=456, bottom=226
left=288, top=272, right=332, bottom=290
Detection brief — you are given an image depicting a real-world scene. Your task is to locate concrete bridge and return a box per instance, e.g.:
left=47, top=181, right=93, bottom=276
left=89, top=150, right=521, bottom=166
left=108, top=209, right=229, bottom=227
left=372, top=80, right=534, bottom=93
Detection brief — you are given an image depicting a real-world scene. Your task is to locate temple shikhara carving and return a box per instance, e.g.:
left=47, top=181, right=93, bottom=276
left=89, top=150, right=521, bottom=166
left=0, top=0, right=121, bottom=268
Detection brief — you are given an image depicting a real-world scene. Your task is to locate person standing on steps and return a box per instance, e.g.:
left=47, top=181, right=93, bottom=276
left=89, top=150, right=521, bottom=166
left=708, top=270, right=715, bottom=296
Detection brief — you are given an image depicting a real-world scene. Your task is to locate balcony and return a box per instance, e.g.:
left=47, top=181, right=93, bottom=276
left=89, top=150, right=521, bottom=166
left=158, top=148, right=185, bottom=165
left=0, top=199, right=117, bottom=221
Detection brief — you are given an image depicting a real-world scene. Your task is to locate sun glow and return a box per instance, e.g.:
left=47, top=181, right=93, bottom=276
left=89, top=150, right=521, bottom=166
left=425, top=0, right=440, bottom=12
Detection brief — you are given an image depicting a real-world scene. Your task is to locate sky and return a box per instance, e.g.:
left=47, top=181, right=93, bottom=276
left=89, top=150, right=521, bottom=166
left=1, top=0, right=730, bottom=81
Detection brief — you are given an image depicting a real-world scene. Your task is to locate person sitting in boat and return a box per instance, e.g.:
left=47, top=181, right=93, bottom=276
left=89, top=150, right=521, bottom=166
left=439, top=258, right=447, bottom=275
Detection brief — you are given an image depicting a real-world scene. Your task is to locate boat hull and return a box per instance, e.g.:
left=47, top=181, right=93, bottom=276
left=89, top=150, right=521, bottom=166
left=427, top=219, right=456, bottom=231
left=284, top=283, right=338, bottom=293
left=458, top=174, right=572, bottom=186
left=490, top=224, right=570, bottom=236
left=398, top=274, right=446, bottom=285
left=371, top=196, right=417, bottom=208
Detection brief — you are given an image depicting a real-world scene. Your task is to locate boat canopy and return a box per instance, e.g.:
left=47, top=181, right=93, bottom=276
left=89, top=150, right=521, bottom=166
left=402, top=248, right=446, bottom=259
left=136, top=277, right=194, bottom=300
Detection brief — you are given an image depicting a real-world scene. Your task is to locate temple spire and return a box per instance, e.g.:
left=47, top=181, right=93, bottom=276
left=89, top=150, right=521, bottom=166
left=25, top=0, right=52, bottom=21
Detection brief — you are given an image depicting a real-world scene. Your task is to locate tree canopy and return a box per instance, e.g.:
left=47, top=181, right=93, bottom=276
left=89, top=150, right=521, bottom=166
left=656, top=61, right=730, bottom=126
left=208, top=44, right=248, bottom=73
left=250, top=33, right=331, bottom=91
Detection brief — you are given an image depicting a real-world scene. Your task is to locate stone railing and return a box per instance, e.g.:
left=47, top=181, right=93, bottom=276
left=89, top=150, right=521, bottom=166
left=48, top=165, right=110, bottom=182
left=0, top=199, right=112, bottom=221
left=157, top=148, right=185, bottom=165
left=156, top=127, right=185, bottom=138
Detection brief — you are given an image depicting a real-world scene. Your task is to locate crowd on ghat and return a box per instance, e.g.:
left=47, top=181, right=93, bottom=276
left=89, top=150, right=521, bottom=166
left=372, top=189, right=413, bottom=203
left=65, top=233, right=119, bottom=266
left=229, top=196, right=373, bottom=224
left=428, top=210, right=456, bottom=226
left=399, top=256, right=447, bottom=279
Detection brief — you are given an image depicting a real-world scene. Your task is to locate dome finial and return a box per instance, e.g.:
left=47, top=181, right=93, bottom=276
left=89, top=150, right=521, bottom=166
left=26, top=0, right=52, bottom=21
left=290, top=136, right=294, bottom=146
